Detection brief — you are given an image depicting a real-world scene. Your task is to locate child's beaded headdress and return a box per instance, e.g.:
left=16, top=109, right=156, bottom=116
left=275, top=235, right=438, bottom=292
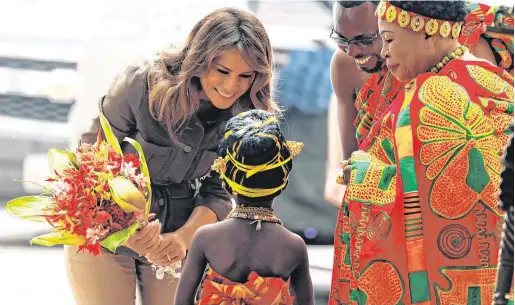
left=211, top=113, right=303, bottom=198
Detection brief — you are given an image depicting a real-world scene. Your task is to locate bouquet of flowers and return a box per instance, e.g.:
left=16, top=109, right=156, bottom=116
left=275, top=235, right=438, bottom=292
left=7, top=111, right=180, bottom=279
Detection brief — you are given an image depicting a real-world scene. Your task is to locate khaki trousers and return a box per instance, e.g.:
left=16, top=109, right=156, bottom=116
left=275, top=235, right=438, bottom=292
left=65, top=246, right=178, bottom=305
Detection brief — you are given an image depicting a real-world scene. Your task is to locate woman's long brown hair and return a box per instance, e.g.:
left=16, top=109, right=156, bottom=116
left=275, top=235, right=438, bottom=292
left=148, top=8, right=279, bottom=136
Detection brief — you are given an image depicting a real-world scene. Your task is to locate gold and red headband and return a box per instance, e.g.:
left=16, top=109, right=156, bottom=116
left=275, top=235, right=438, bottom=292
left=375, top=0, right=464, bottom=39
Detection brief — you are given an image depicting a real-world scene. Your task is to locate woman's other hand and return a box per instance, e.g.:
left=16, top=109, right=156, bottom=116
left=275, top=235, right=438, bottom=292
left=124, top=220, right=161, bottom=256
left=145, top=232, right=187, bottom=266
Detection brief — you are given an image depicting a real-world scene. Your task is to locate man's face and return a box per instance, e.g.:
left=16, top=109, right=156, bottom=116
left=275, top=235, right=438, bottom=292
left=332, top=2, right=384, bottom=73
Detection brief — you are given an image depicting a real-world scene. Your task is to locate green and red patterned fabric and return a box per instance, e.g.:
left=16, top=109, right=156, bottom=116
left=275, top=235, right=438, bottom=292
left=459, top=3, right=514, bottom=72
left=330, top=58, right=514, bottom=305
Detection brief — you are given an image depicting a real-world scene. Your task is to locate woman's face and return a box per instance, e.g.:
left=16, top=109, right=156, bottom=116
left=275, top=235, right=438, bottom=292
left=200, top=48, right=256, bottom=109
left=378, top=19, right=436, bottom=82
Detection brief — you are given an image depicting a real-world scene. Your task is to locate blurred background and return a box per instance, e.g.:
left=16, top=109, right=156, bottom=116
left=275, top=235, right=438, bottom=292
left=0, top=1, right=512, bottom=304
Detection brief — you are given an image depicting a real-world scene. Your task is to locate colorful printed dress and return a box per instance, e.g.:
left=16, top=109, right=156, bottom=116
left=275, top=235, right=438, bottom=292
left=329, top=58, right=514, bottom=305
left=354, top=67, right=403, bottom=146
left=459, top=3, right=514, bottom=73
left=197, top=267, right=294, bottom=305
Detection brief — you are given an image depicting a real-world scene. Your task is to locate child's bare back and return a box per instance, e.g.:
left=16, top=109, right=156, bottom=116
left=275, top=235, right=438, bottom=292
left=174, top=110, right=314, bottom=305
left=200, top=218, right=308, bottom=282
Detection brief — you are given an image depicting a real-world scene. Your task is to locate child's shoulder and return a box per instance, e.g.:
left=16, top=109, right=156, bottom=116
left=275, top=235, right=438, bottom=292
left=191, top=222, right=221, bottom=244
left=194, top=221, right=222, bottom=235
left=275, top=226, right=307, bottom=250
left=193, top=220, right=237, bottom=240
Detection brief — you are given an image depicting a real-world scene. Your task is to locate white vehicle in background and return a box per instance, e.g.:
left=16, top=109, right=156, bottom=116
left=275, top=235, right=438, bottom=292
left=0, top=1, right=93, bottom=196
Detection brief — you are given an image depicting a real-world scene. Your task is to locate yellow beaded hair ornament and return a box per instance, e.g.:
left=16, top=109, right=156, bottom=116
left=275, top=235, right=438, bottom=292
left=375, top=0, right=464, bottom=39
left=211, top=117, right=304, bottom=198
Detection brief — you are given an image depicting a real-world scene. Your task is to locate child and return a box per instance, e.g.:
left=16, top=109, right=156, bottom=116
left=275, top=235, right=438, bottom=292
left=174, top=109, right=314, bottom=305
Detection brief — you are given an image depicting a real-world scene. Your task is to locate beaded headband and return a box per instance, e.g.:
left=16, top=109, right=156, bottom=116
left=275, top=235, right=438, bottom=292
left=375, top=0, right=464, bottom=39
left=211, top=116, right=304, bottom=198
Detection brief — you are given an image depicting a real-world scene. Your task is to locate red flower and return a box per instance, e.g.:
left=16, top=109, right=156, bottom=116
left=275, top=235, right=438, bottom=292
left=95, top=211, right=112, bottom=225
left=33, top=138, right=145, bottom=257
left=124, top=153, right=141, bottom=168
left=79, top=243, right=103, bottom=257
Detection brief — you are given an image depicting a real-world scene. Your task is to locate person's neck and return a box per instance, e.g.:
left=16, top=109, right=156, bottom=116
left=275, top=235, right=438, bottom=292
left=427, top=40, right=462, bottom=71
left=234, top=196, right=274, bottom=209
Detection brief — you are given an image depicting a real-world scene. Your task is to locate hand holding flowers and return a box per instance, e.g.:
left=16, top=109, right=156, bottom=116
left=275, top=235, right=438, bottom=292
left=6, top=110, right=180, bottom=279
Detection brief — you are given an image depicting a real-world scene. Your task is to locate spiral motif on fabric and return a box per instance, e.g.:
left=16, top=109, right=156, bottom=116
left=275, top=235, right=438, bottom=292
left=437, top=224, right=472, bottom=259
left=366, top=212, right=392, bottom=241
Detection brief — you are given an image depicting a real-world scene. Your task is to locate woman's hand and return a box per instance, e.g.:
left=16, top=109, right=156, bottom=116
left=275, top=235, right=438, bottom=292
left=337, top=159, right=352, bottom=186
left=145, top=232, right=187, bottom=266
left=124, top=220, right=161, bottom=256
left=145, top=206, right=217, bottom=266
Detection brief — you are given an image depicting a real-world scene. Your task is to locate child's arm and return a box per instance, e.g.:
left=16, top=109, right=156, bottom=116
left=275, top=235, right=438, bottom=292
left=174, top=226, right=209, bottom=304
left=290, top=239, right=315, bottom=305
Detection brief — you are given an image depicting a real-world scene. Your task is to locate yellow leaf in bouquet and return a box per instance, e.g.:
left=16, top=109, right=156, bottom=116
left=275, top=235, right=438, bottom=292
left=98, top=110, right=122, bottom=155
left=67, top=151, right=79, bottom=169
left=97, top=142, right=111, bottom=162
left=30, top=231, right=85, bottom=246
left=123, top=137, right=152, bottom=221
left=100, top=221, right=139, bottom=254
left=109, top=177, right=146, bottom=213
left=48, top=148, right=69, bottom=175
left=97, top=171, right=114, bottom=182
left=6, top=196, right=53, bottom=222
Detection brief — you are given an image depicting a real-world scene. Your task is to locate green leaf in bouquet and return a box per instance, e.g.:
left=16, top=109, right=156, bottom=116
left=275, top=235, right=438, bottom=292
left=108, top=176, right=146, bottom=213
left=100, top=221, right=139, bottom=254
left=48, top=148, right=69, bottom=175
left=98, top=110, right=122, bottom=155
left=123, top=138, right=150, bottom=183
left=67, top=151, right=79, bottom=169
left=6, top=196, right=53, bottom=223
left=30, top=231, right=85, bottom=246
left=123, top=137, right=152, bottom=220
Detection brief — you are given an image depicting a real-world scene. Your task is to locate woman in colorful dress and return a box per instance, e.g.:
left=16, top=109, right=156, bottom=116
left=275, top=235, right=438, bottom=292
left=332, top=1, right=514, bottom=304
left=174, top=109, right=314, bottom=305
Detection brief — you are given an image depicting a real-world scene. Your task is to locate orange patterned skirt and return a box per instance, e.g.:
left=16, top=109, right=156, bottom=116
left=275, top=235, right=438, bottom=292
left=197, top=267, right=294, bottom=305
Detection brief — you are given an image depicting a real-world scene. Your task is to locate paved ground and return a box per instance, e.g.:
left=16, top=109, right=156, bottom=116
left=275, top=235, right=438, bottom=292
left=0, top=246, right=75, bottom=305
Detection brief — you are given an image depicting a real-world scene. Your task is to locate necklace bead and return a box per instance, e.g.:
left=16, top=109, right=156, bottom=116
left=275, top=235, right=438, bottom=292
left=430, top=46, right=468, bottom=74
left=229, top=206, right=283, bottom=230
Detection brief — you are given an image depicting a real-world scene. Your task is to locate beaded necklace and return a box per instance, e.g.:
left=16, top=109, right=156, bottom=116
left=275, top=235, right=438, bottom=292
left=430, top=45, right=468, bottom=73
left=229, top=206, right=283, bottom=230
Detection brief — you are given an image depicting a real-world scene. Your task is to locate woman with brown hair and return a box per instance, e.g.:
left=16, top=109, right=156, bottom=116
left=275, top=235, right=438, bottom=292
left=65, top=7, right=279, bottom=305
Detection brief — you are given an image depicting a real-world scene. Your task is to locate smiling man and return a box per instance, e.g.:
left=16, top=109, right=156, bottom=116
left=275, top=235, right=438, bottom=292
left=328, top=4, right=401, bottom=302
left=329, top=1, right=402, bottom=161
left=331, top=2, right=383, bottom=74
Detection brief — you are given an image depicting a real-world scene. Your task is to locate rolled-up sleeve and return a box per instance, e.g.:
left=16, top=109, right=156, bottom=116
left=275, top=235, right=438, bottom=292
left=194, top=171, right=232, bottom=221
left=80, top=65, right=143, bottom=145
